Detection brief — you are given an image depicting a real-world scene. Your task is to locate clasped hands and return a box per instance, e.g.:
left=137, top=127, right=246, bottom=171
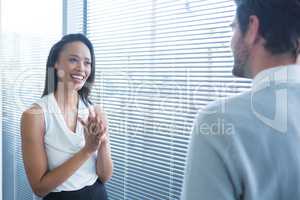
left=78, top=105, right=108, bottom=153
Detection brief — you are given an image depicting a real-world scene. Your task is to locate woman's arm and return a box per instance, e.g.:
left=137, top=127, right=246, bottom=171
left=96, top=138, right=113, bottom=183
left=21, top=105, right=99, bottom=197
left=90, top=105, right=113, bottom=183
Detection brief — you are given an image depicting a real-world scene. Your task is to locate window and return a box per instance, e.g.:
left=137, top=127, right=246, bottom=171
left=1, top=0, right=62, bottom=199
left=84, top=0, right=251, bottom=199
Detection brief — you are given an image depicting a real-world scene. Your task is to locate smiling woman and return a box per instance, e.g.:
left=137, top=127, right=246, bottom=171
left=20, top=34, right=113, bottom=200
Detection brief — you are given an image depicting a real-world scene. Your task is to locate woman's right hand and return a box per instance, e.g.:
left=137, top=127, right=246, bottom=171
left=78, top=106, right=103, bottom=154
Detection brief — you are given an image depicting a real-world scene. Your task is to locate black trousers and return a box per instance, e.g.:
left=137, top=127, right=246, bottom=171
left=43, top=179, right=108, bottom=200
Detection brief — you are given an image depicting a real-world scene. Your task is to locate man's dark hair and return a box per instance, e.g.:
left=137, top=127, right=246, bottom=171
left=235, top=0, right=300, bottom=56
left=42, top=33, right=95, bottom=107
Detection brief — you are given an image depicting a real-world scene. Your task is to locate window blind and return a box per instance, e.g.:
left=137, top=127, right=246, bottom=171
left=86, top=0, right=251, bottom=199
left=1, top=34, right=62, bottom=200
left=1, top=0, right=62, bottom=199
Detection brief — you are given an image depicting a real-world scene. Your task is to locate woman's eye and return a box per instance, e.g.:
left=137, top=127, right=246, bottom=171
left=85, top=61, right=91, bottom=66
left=69, top=58, right=78, bottom=63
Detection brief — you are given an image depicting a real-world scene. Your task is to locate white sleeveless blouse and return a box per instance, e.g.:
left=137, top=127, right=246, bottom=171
left=34, top=92, right=98, bottom=192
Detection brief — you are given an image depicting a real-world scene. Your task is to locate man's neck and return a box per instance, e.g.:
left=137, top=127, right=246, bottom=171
left=250, top=51, right=296, bottom=78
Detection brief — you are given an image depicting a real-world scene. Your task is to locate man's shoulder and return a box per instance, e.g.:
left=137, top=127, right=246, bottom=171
left=192, top=90, right=252, bottom=139
left=199, top=90, right=252, bottom=117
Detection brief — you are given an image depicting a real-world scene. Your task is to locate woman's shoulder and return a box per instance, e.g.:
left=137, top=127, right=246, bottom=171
left=31, top=93, right=54, bottom=112
left=24, top=93, right=52, bottom=117
left=21, top=104, right=44, bottom=123
left=21, top=104, right=45, bottom=137
left=21, top=94, right=49, bottom=128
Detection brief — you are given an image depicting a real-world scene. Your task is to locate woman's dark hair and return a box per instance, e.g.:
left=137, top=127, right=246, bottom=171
left=42, top=33, right=95, bottom=107
left=235, top=0, right=300, bottom=56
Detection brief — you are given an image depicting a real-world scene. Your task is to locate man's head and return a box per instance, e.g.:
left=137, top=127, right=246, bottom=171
left=231, top=0, right=300, bottom=78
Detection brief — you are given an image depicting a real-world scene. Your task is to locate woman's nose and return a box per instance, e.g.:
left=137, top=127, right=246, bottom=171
left=77, top=61, right=85, bottom=70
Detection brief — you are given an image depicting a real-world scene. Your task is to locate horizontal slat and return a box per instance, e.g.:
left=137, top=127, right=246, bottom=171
left=88, top=1, right=233, bottom=27
left=111, top=160, right=183, bottom=185
left=110, top=135, right=189, bottom=156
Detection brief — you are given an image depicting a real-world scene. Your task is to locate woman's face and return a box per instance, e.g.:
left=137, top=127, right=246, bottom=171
left=55, top=41, right=92, bottom=92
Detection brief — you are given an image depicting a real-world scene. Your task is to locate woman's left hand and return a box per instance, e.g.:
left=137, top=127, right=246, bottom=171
left=93, top=105, right=109, bottom=146
left=79, top=105, right=109, bottom=148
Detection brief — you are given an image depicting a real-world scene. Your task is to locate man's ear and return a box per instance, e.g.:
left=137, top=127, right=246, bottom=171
left=244, top=15, right=260, bottom=47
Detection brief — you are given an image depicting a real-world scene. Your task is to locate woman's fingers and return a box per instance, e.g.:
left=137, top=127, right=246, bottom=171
left=94, top=105, right=108, bottom=133
left=103, top=126, right=108, bottom=134
left=88, top=121, right=101, bottom=136
left=82, top=105, right=109, bottom=139
left=88, top=106, right=96, bottom=121
left=94, top=105, right=103, bottom=123
left=99, top=120, right=107, bottom=134
left=78, top=116, right=87, bottom=127
left=100, top=133, right=108, bottom=143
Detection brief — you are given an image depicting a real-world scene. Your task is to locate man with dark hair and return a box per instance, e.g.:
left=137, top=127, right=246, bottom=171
left=181, top=0, right=300, bottom=199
